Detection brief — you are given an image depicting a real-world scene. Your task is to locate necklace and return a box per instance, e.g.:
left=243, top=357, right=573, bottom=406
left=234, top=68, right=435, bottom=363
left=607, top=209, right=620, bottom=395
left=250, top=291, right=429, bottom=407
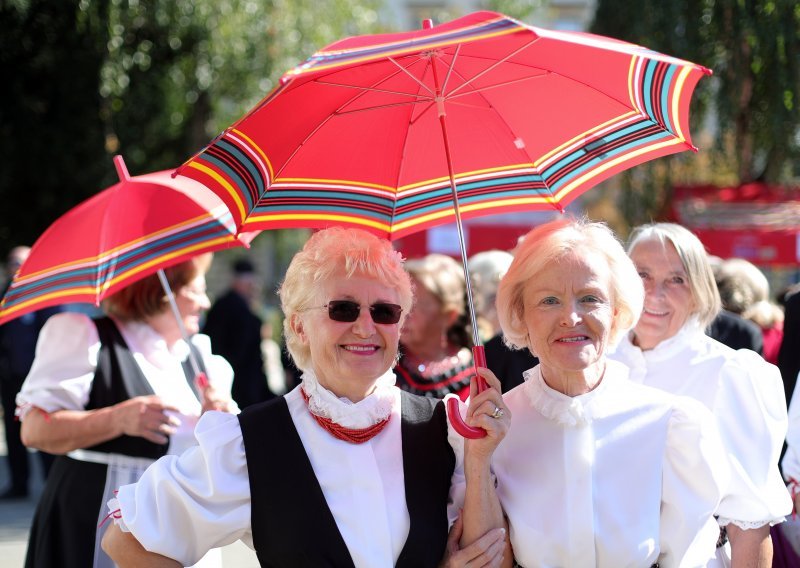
left=300, top=388, right=390, bottom=444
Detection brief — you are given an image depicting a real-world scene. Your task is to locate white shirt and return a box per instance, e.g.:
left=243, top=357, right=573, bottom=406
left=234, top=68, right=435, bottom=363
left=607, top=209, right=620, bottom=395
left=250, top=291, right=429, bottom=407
left=782, top=381, right=800, bottom=483
left=16, top=311, right=235, bottom=455
left=610, top=321, right=791, bottom=529
left=490, top=362, right=727, bottom=568
left=111, top=370, right=466, bottom=567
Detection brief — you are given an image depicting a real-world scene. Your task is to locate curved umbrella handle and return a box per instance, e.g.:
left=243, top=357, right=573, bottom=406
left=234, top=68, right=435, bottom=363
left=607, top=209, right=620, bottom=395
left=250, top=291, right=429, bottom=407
left=446, top=345, right=488, bottom=439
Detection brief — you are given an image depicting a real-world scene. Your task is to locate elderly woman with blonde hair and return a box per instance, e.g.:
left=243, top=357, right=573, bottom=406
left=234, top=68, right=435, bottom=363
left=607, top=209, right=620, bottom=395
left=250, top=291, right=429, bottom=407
left=610, top=222, right=791, bottom=567
left=461, top=218, right=730, bottom=567
left=102, top=227, right=510, bottom=568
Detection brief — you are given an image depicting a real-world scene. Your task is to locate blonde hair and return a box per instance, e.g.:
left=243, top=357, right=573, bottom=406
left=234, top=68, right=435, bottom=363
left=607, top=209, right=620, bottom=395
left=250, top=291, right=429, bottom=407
left=103, top=253, right=212, bottom=321
left=279, top=227, right=413, bottom=371
left=497, top=217, right=643, bottom=349
left=627, top=223, right=721, bottom=327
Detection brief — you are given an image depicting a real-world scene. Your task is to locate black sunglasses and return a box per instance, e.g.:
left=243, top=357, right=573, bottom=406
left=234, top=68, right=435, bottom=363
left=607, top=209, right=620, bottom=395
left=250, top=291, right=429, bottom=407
left=321, top=300, right=403, bottom=325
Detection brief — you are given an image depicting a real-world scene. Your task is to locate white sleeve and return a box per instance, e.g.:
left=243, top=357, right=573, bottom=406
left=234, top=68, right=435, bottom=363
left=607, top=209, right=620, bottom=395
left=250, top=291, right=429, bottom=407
left=659, top=396, right=729, bottom=567
left=444, top=394, right=467, bottom=526
left=113, top=411, right=253, bottom=565
left=713, top=351, right=792, bottom=527
left=782, top=373, right=800, bottom=483
left=15, top=311, right=99, bottom=417
left=191, top=333, right=235, bottom=394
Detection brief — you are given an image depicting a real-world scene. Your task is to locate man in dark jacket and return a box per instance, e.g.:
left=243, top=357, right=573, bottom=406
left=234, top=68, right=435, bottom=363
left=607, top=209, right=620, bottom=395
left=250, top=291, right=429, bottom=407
left=0, top=246, right=60, bottom=498
left=202, top=259, right=274, bottom=408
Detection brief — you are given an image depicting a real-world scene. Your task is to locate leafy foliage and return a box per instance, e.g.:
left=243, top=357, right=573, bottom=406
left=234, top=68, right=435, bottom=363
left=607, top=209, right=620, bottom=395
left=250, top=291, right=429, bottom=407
left=0, top=0, right=383, bottom=257
left=591, top=0, right=800, bottom=227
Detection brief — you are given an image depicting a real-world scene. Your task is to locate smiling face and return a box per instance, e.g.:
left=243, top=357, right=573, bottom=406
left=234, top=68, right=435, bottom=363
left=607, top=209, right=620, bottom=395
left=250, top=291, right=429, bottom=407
left=629, top=238, right=695, bottom=350
left=522, top=248, right=616, bottom=388
left=292, top=272, right=402, bottom=401
left=175, top=274, right=211, bottom=335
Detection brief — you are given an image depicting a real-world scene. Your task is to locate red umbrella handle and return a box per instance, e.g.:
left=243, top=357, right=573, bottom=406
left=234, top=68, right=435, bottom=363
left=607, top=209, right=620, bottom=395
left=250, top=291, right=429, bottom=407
left=446, top=345, right=488, bottom=439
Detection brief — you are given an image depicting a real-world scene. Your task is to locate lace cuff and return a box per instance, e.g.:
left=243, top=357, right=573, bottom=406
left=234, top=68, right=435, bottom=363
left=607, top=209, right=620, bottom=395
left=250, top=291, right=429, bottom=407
left=105, top=497, right=131, bottom=532
left=717, top=516, right=784, bottom=529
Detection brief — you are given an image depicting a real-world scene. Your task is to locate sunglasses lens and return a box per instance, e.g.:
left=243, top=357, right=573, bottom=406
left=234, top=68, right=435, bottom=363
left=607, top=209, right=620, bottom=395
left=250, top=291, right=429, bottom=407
left=327, top=301, right=360, bottom=322
left=370, top=303, right=402, bottom=324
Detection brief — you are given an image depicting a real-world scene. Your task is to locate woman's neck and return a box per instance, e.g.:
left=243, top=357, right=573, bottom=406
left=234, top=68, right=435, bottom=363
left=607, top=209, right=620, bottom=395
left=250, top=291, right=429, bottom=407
left=144, top=312, right=182, bottom=349
left=540, top=361, right=605, bottom=397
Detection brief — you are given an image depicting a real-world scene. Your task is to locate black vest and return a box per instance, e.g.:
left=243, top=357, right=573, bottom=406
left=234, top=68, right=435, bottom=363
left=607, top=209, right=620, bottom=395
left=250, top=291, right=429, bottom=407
left=239, top=390, right=455, bottom=567
left=83, top=316, right=202, bottom=459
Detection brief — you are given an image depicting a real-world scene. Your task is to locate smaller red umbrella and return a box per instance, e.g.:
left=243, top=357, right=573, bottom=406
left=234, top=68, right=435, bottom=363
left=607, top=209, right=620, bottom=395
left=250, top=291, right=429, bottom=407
left=0, top=155, right=255, bottom=327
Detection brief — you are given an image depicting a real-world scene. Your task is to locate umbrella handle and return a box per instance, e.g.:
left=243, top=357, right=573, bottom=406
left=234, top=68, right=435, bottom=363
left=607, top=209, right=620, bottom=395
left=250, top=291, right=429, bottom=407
left=446, top=345, right=488, bottom=439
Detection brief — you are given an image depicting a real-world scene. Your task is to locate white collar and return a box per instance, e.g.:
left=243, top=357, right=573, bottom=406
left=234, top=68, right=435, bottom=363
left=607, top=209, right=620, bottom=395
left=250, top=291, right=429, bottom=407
left=522, top=362, right=627, bottom=427
left=300, top=369, right=397, bottom=429
left=620, top=317, right=704, bottom=363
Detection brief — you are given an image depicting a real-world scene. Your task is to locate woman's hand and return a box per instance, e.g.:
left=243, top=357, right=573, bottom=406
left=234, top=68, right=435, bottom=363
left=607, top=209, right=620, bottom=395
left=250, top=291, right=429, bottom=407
left=465, top=367, right=511, bottom=461
left=439, top=514, right=506, bottom=568
left=200, top=385, right=234, bottom=414
left=114, top=396, right=180, bottom=445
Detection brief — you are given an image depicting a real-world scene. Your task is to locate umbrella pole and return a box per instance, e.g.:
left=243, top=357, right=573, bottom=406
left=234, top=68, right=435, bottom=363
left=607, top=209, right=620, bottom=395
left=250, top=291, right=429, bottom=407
left=429, top=49, right=488, bottom=439
left=157, top=269, right=208, bottom=387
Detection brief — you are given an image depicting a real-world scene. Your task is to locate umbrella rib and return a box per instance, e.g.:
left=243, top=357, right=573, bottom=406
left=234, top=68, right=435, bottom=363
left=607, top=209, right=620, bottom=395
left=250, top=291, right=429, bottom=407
left=440, top=44, right=461, bottom=95
left=333, top=99, right=434, bottom=116
left=447, top=73, right=550, bottom=101
left=444, top=38, right=539, bottom=99
left=314, top=80, right=432, bottom=101
left=388, top=56, right=435, bottom=96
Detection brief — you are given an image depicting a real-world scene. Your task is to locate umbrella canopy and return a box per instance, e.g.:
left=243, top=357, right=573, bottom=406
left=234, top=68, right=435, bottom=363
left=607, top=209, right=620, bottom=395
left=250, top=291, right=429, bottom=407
left=0, top=156, right=254, bottom=326
left=177, top=11, right=710, bottom=436
left=177, top=10, right=709, bottom=239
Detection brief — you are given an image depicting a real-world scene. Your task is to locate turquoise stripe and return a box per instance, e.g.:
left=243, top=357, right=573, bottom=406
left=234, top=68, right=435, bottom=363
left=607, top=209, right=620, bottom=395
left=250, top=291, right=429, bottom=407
left=252, top=203, right=392, bottom=223
left=641, top=60, right=656, bottom=122
left=202, top=152, right=257, bottom=211
left=660, top=65, right=676, bottom=133
left=217, top=138, right=268, bottom=197
left=263, top=189, right=394, bottom=208
left=546, top=129, right=674, bottom=192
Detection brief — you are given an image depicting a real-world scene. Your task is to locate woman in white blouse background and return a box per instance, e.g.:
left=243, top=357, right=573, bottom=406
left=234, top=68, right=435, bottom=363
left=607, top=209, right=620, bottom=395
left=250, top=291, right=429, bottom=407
left=609, top=222, right=791, bottom=567
left=18, top=253, right=236, bottom=568
left=468, top=218, right=730, bottom=567
left=102, top=226, right=510, bottom=568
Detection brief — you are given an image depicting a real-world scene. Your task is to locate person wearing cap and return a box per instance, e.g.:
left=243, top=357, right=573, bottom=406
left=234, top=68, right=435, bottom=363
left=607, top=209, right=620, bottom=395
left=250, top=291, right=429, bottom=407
left=202, top=258, right=275, bottom=408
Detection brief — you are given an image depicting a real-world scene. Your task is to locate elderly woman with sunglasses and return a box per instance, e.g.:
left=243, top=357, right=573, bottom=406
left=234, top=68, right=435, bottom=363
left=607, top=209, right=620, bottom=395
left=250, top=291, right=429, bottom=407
left=102, top=226, right=509, bottom=568
left=462, top=218, right=730, bottom=567
left=609, top=223, right=791, bottom=567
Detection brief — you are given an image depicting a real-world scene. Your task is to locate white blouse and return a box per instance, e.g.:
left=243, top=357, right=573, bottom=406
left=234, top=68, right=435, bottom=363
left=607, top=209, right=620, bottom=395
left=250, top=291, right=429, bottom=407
left=110, top=370, right=466, bottom=567
left=490, top=362, right=728, bottom=568
left=782, top=384, right=800, bottom=483
left=16, top=311, right=235, bottom=455
left=610, top=321, right=791, bottom=528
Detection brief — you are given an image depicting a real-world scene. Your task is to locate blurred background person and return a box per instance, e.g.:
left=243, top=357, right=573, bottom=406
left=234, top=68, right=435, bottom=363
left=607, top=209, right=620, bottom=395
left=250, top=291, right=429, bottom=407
left=609, top=223, right=791, bottom=567
left=467, top=249, right=513, bottom=342
left=468, top=218, right=728, bottom=567
left=260, top=318, right=288, bottom=396
left=778, top=285, right=800, bottom=411
left=0, top=245, right=61, bottom=499
left=202, top=258, right=274, bottom=408
left=396, top=253, right=474, bottom=400
left=706, top=256, right=765, bottom=355
left=17, top=254, right=235, bottom=568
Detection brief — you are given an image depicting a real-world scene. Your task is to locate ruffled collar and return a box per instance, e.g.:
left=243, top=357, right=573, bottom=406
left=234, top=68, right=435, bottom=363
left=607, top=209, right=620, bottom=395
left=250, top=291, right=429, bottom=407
left=522, top=362, right=626, bottom=427
left=301, top=369, right=397, bottom=429
left=115, top=319, right=191, bottom=368
left=619, top=317, right=704, bottom=364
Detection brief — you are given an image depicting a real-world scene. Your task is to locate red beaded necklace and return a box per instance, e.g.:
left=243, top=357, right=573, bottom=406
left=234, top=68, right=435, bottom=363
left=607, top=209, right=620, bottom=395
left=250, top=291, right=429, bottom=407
left=301, top=388, right=390, bottom=444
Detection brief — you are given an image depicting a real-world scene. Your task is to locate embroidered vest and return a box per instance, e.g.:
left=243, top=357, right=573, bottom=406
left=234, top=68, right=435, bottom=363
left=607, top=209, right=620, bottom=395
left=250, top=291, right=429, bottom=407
left=83, top=316, right=202, bottom=459
left=239, top=390, right=455, bottom=567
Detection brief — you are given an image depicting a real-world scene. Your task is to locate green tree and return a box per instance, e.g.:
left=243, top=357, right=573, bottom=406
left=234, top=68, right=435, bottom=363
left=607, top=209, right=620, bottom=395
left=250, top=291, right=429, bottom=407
left=0, top=0, right=383, bottom=257
left=591, top=0, right=800, bottom=227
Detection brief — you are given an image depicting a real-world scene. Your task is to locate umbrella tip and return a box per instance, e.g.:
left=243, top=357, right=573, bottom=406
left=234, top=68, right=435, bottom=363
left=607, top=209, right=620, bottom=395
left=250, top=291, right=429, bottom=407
left=113, top=155, right=131, bottom=182
left=422, top=19, right=433, bottom=30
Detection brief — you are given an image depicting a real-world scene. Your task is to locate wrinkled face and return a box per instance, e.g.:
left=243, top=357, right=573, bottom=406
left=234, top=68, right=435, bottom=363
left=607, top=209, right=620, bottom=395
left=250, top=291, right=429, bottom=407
left=294, top=273, right=402, bottom=398
left=522, top=249, right=616, bottom=378
left=176, top=275, right=210, bottom=335
left=401, top=279, right=446, bottom=353
left=629, top=239, right=695, bottom=350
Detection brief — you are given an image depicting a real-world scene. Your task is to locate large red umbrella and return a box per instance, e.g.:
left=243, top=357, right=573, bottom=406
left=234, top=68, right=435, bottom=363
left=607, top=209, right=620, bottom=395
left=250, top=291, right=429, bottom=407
left=177, top=11, right=710, bottom=435
left=0, top=156, right=254, bottom=327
